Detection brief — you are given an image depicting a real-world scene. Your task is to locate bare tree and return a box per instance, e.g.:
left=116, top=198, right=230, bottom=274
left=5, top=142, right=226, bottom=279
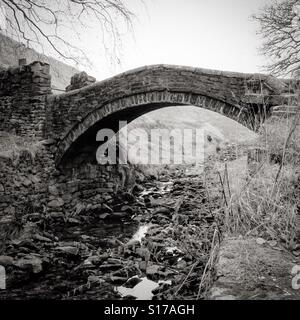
left=0, top=0, right=136, bottom=67
left=253, top=0, right=300, bottom=77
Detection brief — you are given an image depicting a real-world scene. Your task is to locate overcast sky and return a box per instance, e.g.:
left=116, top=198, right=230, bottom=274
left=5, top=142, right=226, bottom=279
left=79, top=0, right=274, bottom=80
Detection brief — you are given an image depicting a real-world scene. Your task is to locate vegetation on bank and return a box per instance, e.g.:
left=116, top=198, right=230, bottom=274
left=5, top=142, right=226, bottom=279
left=219, top=113, right=300, bottom=249
left=0, top=131, right=42, bottom=164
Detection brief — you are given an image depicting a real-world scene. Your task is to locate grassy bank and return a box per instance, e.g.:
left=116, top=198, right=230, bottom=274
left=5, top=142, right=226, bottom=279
left=220, top=114, right=300, bottom=249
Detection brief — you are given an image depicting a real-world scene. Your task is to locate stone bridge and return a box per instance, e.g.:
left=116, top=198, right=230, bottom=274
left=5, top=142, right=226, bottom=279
left=45, top=64, right=293, bottom=166
left=0, top=61, right=297, bottom=217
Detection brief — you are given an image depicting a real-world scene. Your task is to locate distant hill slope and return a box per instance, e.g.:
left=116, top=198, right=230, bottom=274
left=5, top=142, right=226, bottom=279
left=0, top=33, right=79, bottom=92
left=111, top=106, right=257, bottom=165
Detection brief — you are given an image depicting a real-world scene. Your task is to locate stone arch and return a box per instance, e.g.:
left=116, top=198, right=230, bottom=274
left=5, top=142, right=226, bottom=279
left=56, top=90, right=256, bottom=166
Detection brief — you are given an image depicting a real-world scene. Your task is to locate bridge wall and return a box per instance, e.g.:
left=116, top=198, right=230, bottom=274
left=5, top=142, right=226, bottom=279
left=0, top=142, right=131, bottom=223
left=0, top=61, right=51, bottom=138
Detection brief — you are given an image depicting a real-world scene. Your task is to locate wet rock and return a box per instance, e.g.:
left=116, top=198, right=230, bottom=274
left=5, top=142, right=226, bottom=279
left=49, top=212, right=65, bottom=219
left=0, top=255, right=14, bottom=266
left=33, top=234, right=52, bottom=242
left=25, top=213, right=42, bottom=222
left=122, top=192, right=135, bottom=202
left=48, top=185, right=59, bottom=196
left=99, top=263, right=123, bottom=271
left=14, top=255, right=43, bottom=274
left=12, top=239, right=40, bottom=252
left=83, top=255, right=102, bottom=266
left=125, top=239, right=140, bottom=248
left=98, top=213, right=111, bottom=220
left=136, top=247, right=151, bottom=261
left=256, top=237, right=266, bottom=245
left=111, top=212, right=129, bottom=218
left=20, top=177, right=32, bottom=187
left=88, top=275, right=106, bottom=284
left=146, top=264, right=160, bottom=276
left=177, top=259, right=187, bottom=269
left=123, top=276, right=142, bottom=288
left=110, top=276, right=128, bottom=284
left=121, top=205, right=134, bottom=214
left=67, top=218, right=81, bottom=225
left=139, top=261, right=147, bottom=272
left=48, top=198, right=64, bottom=208
left=55, top=246, right=79, bottom=256
left=152, top=207, right=171, bottom=216
left=133, top=184, right=144, bottom=193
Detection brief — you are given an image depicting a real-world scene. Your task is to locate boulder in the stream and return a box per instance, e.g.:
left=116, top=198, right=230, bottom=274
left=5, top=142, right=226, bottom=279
left=14, top=255, right=43, bottom=274
left=111, top=211, right=130, bottom=219
left=152, top=207, right=171, bottom=216
left=0, top=255, right=14, bottom=266
left=146, top=264, right=160, bottom=276
left=55, top=246, right=79, bottom=257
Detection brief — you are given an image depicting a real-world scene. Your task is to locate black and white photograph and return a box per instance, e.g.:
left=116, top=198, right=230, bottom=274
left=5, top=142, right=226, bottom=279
left=0, top=0, right=299, bottom=308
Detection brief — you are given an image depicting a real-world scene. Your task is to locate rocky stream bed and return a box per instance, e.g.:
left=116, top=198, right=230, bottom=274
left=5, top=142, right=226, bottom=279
left=0, top=157, right=229, bottom=300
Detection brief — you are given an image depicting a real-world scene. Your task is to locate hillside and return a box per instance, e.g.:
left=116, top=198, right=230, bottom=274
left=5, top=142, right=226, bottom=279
left=113, top=106, right=258, bottom=165
left=0, top=33, right=79, bottom=92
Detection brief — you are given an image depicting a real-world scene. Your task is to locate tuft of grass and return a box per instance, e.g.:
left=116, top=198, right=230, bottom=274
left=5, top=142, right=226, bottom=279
left=0, top=131, right=42, bottom=165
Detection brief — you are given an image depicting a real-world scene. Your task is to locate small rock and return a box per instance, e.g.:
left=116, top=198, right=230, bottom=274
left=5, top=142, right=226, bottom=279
left=67, top=218, right=81, bottom=225
left=146, top=264, right=160, bottom=276
left=121, top=205, right=134, bottom=214
left=26, top=213, right=42, bottom=222
left=48, top=185, right=59, bottom=196
left=88, top=275, right=106, bottom=284
left=99, top=263, right=123, bottom=271
left=256, top=238, right=266, bottom=245
left=14, top=256, right=43, bottom=274
left=139, top=261, right=147, bottom=272
left=136, top=248, right=151, bottom=261
left=125, top=239, right=141, bottom=249
left=55, top=246, right=79, bottom=256
left=110, top=276, right=128, bottom=284
left=152, top=207, right=171, bottom=216
left=99, top=213, right=110, bottom=220
left=21, top=177, right=32, bottom=187
left=48, top=198, right=64, bottom=208
left=33, top=234, right=52, bottom=242
left=177, top=259, right=187, bottom=269
left=0, top=255, right=14, bottom=266
left=111, top=212, right=129, bottom=218
left=292, top=249, right=300, bottom=257
left=268, top=240, right=277, bottom=247
left=49, top=212, right=64, bottom=219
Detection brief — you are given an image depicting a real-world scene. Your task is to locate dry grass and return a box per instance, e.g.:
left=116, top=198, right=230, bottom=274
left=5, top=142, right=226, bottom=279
left=0, top=131, right=41, bottom=164
left=220, top=113, right=300, bottom=248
